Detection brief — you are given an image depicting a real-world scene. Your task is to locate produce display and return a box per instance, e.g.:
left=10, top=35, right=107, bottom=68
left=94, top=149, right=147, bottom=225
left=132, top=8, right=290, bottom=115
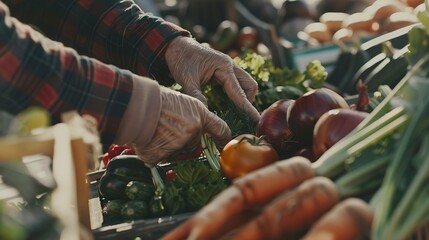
left=93, top=9, right=429, bottom=238
left=2, top=1, right=429, bottom=239
left=98, top=153, right=227, bottom=224
left=162, top=6, right=429, bottom=239
left=93, top=48, right=333, bottom=232
left=160, top=3, right=429, bottom=239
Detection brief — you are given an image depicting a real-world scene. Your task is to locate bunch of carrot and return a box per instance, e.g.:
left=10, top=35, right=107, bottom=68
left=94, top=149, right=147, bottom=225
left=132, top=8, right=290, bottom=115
left=161, top=156, right=375, bottom=240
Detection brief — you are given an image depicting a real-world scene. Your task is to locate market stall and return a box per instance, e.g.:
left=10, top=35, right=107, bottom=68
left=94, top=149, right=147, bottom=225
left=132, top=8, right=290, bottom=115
left=1, top=0, right=429, bottom=239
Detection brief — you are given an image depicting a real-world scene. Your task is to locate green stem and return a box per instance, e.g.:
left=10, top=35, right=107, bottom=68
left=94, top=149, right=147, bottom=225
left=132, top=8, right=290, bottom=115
left=201, top=134, right=220, bottom=171
left=339, top=179, right=382, bottom=200
left=369, top=85, right=392, bottom=110
left=373, top=110, right=429, bottom=238
left=372, top=60, right=429, bottom=238
left=368, top=98, right=381, bottom=110
left=347, top=115, right=406, bottom=155
left=395, top=188, right=429, bottom=240
left=314, top=106, right=407, bottom=178
left=150, top=167, right=165, bottom=191
left=355, top=54, right=429, bottom=132
left=335, top=154, right=391, bottom=198
left=239, top=135, right=269, bottom=146
left=378, top=85, right=392, bottom=97
left=369, top=188, right=382, bottom=209
left=385, top=135, right=429, bottom=239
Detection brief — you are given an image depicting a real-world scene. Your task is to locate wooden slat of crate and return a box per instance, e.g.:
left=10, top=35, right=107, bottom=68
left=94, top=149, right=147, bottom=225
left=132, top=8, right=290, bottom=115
left=0, top=123, right=92, bottom=239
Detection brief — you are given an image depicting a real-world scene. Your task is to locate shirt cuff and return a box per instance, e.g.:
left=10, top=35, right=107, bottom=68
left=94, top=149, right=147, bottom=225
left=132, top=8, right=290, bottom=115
left=115, top=75, right=161, bottom=146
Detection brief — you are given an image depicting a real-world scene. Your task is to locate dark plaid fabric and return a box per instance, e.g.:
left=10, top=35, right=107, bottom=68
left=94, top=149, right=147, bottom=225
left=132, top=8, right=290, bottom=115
left=0, top=1, right=189, bottom=143
left=3, top=0, right=190, bottom=83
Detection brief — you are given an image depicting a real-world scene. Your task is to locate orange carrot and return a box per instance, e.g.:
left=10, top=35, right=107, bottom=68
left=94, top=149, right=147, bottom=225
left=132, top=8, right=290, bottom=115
left=161, top=156, right=315, bottom=240
left=229, top=176, right=340, bottom=240
left=301, top=198, right=374, bottom=240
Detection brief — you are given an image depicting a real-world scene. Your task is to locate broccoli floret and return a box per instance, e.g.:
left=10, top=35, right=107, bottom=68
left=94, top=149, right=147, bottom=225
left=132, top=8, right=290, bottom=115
left=304, top=60, right=328, bottom=88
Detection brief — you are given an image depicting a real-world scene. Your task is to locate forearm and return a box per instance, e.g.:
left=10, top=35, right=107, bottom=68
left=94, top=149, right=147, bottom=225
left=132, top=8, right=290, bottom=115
left=3, top=0, right=190, bottom=85
left=0, top=2, right=140, bottom=144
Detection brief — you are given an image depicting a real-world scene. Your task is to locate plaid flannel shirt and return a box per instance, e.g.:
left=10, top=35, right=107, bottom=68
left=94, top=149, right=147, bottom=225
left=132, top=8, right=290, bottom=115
left=0, top=0, right=189, bottom=143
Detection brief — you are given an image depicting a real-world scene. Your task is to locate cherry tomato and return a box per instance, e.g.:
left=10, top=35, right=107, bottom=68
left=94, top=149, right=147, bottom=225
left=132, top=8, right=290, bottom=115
left=108, top=144, right=129, bottom=159
left=165, top=169, right=177, bottom=182
left=220, top=134, right=278, bottom=180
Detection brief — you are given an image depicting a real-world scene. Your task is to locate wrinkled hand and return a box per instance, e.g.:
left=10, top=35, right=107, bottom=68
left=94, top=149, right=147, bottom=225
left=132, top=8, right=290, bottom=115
left=133, top=87, right=231, bottom=167
left=165, top=36, right=261, bottom=122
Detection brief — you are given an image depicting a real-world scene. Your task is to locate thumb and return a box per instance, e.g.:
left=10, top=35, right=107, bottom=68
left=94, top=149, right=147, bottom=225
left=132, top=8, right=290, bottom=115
left=181, top=81, right=209, bottom=107
left=202, top=110, right=231, bottom=148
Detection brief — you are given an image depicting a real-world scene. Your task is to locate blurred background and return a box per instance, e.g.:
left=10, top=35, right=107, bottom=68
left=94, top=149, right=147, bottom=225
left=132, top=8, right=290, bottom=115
left=137, top=0, right=421, bottom=72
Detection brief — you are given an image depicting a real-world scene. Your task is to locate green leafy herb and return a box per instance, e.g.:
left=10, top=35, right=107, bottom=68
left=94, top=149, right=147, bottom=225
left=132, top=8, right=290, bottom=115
left=204, top=50, right=327, bottom=136
left=174, top=159, right=211, bottom=186
left=163, top=183, right=186, bottom=215
left=304, top=60, right=328, bottom=88
left=186, top=184, right=215, bottom=211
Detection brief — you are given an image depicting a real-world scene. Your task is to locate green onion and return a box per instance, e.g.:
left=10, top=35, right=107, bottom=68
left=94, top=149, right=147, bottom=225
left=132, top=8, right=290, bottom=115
left=201, top=134, right=220, bottom=171
left=371, top=58, right=429, bottom=239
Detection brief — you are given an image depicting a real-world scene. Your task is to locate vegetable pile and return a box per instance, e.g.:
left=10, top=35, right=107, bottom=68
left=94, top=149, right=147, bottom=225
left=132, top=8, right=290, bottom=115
left=203, top=51, right=329, bottom=137
left=162, top=6, right=429, bottom=240
left=96, top=7, right=429, bottom=237
left=98, top=154, right=227, bottom=223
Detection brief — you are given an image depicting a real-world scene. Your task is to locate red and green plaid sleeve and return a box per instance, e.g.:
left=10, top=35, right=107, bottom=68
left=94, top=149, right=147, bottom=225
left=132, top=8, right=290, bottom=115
left=0, top=1, right=133, bottom=143
left=3, top=0, right=190, bottom=85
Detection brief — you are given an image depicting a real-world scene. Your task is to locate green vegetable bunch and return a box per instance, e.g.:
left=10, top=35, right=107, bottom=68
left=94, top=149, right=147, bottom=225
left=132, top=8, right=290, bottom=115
left=203, top=50, right=328, bottom=136
left=304, top=60, right=328, bottom=88
left=162, top=183, right=185, bottom=215
left=168, top=159, right=227, bottom=212
left=149, top=157, right=227, bottom=217
left=233, top=50, right=328, bottom=111
left=174, top=159, right=211, bottom=186
left=371, top=56, right=429, bottom=240
left=313, top=22, right=429, bottom=238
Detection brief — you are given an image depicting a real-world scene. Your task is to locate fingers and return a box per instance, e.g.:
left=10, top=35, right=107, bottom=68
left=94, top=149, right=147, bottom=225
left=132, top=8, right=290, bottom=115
left=233, top=66, right=259, bottom=103
left=215, top=69, right=261, bottom=122
left=181, top=136, right=203, bottom=154
left=181, top=83, right=209, bottom=107
left=202, top=110, right=232, bottom=149
left=166, top=36, right=260, bottom=122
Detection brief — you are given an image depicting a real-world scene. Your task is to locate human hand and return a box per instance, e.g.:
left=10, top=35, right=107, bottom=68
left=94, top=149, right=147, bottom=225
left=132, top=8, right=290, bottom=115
left=133, top=86, right=231, bottom=166
left=165, top=36, right=261, bottom=122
